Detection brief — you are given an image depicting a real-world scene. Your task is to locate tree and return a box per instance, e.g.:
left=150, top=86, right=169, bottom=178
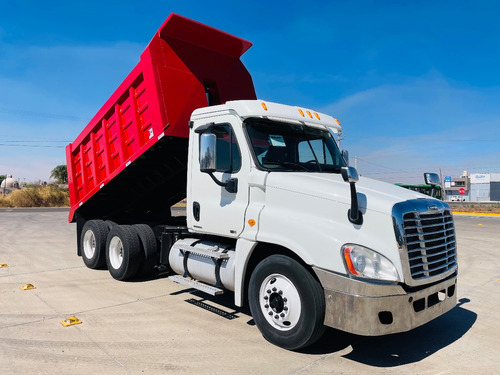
left=51, top=165, right=68, bottom=184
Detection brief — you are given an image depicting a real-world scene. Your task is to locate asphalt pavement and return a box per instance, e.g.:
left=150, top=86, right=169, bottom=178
left=0, top=209, right=499, bottom=375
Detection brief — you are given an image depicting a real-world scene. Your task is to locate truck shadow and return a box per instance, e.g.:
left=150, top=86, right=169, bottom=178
left=305, top=298, right=476, bottom=367
left=167, top=287, right=475, bottom=366
left=166, top=288, right=254, bottom=325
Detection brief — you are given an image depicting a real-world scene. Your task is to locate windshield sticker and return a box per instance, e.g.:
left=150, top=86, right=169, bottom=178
left=269, top=135, right=286, bottom=147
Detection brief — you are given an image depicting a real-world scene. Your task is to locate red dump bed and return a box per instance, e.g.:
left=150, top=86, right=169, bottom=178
left=66, top=14, right=256, bottom=222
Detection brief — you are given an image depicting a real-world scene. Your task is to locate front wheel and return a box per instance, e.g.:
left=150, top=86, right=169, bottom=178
left=248, top=255, right=326, bottom=350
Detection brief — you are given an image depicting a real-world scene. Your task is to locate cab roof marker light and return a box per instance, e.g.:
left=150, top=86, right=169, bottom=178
left=314, top=112, right=320, bottom=120
left=306, top=110, right=313, bottom=119
left=222, top=100, right=341, bottom=130
left=261, top=102, right=268, bottom=111
left=334, top=118, right=341, bottom=126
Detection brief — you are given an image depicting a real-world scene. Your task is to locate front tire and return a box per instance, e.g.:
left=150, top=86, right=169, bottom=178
left=106, top=225, right=141, bottom=281
left=248, top=255, right=326, bottom=350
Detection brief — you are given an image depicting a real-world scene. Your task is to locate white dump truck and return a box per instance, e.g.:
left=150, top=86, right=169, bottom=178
left=66, top=13, right=458, bottom=350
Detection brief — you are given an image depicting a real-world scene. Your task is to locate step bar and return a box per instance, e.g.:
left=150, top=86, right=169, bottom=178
left=168, top=275, right=224, bottom=296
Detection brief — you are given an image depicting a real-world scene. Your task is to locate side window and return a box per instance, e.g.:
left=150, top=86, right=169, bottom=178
left=210, top=124, right=242, bottom=172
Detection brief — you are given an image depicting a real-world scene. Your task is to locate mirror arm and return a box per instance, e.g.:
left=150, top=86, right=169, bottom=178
left=206, top=171, right=238, bottom=193
left=341, top=167, right=363, bottom=225
left=347, top=182, right=363, bottom=225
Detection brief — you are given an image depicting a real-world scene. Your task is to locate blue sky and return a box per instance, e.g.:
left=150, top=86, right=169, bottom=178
left=1, top=0, right=499, bottom=183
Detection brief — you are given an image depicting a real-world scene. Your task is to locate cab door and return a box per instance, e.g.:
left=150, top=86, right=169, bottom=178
left=188, top=115, right=250, bottom=237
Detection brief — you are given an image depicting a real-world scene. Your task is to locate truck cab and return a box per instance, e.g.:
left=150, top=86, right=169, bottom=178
left=187, top=100, right=344, bottom=236
left=177, top=100, right=458, bottom=348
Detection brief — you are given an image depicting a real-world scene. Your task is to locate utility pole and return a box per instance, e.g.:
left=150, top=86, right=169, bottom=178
left=439, top=168, right=445, bottom=200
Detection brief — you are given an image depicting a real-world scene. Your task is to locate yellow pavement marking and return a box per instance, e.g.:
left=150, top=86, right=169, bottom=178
left=452, top=212, right=500, bottom=217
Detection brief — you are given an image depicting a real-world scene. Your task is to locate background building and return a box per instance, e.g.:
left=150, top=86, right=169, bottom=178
left=0, top=175, right=20, bottom=195
left=444, top=172, right=500, bottom=202
left=444, top=172, right=470, bottom=201
left=492, top=174, right=500, bottom=201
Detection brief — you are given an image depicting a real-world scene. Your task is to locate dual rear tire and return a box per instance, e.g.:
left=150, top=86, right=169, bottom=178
left=80, top=220, right=157, bottom=280
left=81, top=220, right=108, bottom=269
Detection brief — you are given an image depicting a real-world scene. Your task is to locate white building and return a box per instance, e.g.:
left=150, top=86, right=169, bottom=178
left=469, top=173, right=500, bottom=202
left=0, top=175, right=20, bottom=195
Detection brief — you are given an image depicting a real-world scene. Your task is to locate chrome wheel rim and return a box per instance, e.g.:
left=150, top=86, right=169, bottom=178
left=259, top=274, right=301, bottom=331
left=83, top=230, right=96, bottom=260
left=109, top=236, right=124, bottom=269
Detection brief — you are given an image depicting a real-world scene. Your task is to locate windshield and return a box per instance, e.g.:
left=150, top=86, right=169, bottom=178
left=245, top=118, right=346, bottom=173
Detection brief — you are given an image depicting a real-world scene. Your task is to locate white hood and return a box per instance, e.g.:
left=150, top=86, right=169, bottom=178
left=265, top=172, right=428, bottom=216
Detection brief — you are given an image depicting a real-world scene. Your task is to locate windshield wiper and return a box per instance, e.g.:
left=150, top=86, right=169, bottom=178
left=263, top=161, right=321, bottom=172
left=304, top=138, right=323, bottom=172
left=263, top=161, right=312, bottom=171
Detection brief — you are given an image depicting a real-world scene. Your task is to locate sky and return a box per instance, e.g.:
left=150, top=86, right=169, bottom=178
left=1, top=0, right=499, bottom=184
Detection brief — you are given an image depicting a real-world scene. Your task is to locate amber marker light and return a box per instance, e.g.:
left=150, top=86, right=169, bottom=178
left=261, top=102, right=268, bottom=111
left=334, top=118, right=341, bottom=126
left=343, top=247, right=358, bottom=276
left=248, top=219, right=256, bottom=227
left=306, top=110, right=313, bottom=118
left=298, top=109, right=305, bottom=117
left=314, top=112, right=320, bottom=120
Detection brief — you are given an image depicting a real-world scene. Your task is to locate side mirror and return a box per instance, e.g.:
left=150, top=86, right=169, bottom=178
left=198, top=132, right=238, bottom=193
left=341, top=166, right=359, bottom=183
left=200, top=133, right=216, bottom=172
left=341, top=150, right=349, bottom=166
left=424, top=173, right=440, bottom=186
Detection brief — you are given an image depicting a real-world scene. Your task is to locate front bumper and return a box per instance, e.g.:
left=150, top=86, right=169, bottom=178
left=313, top=267, right=457, bottom=336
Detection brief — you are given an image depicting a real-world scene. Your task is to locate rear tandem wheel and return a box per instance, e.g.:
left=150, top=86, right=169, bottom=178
left=106, top=225, right=142, bottom=281
left=80, top=219, right=108, bottom=269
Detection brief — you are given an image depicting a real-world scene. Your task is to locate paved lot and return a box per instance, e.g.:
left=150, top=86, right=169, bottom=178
left=0, top=209, right=499, bottom=374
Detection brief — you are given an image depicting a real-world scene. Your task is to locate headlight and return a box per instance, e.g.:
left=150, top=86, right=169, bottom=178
left=342, top=244, right=400, bottom=282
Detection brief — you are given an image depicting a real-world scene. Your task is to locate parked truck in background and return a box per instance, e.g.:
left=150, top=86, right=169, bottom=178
left=66, top=14, right=458, bottom=350
left=396, top=172, right=443, bottom=200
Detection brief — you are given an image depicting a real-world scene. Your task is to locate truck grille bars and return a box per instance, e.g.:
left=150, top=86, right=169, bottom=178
left=393, top=200, right=458, bottom=287
left=403, top=211, right=456, bottom=279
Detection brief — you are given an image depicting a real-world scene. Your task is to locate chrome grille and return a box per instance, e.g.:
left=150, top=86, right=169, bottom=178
left=392, top=199, right=458, bottom=286
left=402, top=211, right=457, bottom=280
